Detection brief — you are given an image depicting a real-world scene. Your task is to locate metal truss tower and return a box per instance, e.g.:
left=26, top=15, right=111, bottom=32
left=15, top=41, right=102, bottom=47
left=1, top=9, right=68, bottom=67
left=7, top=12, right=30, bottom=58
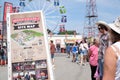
left=83, top=0, right=98, bottom=37
left=0, top=5, right=2, bottom=21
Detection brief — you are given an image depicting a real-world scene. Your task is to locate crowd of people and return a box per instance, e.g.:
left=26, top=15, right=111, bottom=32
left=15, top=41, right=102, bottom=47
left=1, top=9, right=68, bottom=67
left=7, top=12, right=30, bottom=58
left=1, top=17, right=120, bottom=80
left=66, top=39, right=89, bottom=66
left=50, top=16, right=120, bottom=80
left=0, top=45, right=7, bottom=66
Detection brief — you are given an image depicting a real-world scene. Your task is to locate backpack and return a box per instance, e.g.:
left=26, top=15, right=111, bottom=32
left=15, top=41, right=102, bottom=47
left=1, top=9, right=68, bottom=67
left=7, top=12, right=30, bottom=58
left=0, top=49, right=4, bottom=56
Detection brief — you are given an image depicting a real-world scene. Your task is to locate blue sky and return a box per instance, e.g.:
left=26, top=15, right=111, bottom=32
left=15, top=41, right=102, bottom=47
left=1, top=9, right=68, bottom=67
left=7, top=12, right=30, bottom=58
left=0, top=0, right=120, bottom=34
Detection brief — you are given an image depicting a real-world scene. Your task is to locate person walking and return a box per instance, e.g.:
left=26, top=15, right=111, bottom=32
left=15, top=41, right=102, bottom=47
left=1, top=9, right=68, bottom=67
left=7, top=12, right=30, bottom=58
left=0, top=45, right=5, bottom=66
left=96, top=21, right=111, bottom=80
left=102, top=17, right=120, bottom=80
left=66, top=44, right=71, bottom=58
left=79, top=39, right=88, bottom=65
left=88, top=38, right=99, bottom=80
left=75, top=42, right=79, bottom=63
left=71, top=43, right=78, bottom=62
left=50, top=40, right=56, bottom=65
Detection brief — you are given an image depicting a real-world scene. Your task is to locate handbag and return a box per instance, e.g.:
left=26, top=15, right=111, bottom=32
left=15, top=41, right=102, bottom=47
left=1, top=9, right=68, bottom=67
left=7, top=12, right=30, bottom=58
left=94, top=66, right=99, bottom=79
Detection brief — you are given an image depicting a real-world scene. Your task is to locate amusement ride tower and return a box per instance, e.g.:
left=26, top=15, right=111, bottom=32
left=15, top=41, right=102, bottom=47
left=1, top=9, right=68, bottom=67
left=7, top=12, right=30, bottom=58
left=83, top=0, right=98, bottom=37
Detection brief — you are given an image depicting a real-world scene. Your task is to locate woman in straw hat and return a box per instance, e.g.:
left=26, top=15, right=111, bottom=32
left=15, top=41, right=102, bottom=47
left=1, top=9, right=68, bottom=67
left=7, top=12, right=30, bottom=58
left=96, top=21, right=111, bottom=80
left=103, top=17, right=120, bottom=80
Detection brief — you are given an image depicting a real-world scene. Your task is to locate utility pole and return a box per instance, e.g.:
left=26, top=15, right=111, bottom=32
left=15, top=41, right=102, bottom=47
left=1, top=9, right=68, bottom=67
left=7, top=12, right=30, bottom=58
left=83, top=0, right=98, bottom=38
left=0, top=5, right=2, bottom=21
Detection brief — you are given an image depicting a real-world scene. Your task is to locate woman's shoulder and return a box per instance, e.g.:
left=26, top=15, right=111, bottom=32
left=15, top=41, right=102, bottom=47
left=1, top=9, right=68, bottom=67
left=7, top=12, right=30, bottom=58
left=108, top=42, right=120, bottom=51
left=106, top=46, right=113, bottom=52
left=105, top=45, right=116, bottom=57
left=113, top=42, right=120, bottom=47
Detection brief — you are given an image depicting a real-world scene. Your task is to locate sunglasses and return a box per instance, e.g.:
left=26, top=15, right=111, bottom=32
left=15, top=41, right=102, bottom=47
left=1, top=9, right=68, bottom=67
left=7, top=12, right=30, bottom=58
left=98, top=28, right=102, bottom=30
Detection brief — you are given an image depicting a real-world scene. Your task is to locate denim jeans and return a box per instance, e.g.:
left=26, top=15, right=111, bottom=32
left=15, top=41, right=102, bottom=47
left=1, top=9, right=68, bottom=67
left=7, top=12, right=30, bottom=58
left=41, top=76, right=46, bottom=80
left=98, top=59, right=103, bottom=80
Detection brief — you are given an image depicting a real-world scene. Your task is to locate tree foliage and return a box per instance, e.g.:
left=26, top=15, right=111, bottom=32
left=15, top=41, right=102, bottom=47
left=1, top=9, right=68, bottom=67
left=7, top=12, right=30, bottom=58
left=58, top=30, right=77, bottom=35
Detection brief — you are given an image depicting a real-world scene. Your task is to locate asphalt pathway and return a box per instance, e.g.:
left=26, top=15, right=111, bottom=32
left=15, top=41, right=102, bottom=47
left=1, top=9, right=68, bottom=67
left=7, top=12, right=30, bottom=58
left=0, top=53, right=91, bottom=80
left=54, top=53, right=91, bottom=80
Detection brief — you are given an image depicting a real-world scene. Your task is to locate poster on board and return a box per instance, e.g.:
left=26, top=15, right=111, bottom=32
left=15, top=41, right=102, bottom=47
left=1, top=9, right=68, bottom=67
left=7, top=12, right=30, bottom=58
left=7, top=11, right=54, bottom=80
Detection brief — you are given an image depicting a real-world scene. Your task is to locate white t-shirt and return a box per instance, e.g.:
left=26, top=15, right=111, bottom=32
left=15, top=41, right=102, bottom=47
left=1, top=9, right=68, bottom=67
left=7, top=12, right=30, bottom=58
left=79, top=43, right=88, bottom=50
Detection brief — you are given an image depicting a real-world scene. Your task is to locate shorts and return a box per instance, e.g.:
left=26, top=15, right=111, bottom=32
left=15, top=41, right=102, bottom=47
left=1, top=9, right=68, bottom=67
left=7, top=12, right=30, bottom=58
left=81, top=50, right=88, bottom=55
left=51, top=54, right=54, bottom=59
left=1, top=55, right=7, bottom=60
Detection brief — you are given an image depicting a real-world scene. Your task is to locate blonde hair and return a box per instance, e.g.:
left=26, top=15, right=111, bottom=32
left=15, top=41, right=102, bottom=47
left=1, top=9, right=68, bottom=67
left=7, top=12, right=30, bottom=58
left=93, top=38, right=99, bottom=45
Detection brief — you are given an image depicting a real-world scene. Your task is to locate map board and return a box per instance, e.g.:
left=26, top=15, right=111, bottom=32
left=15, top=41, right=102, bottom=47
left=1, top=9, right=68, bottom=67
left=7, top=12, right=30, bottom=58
left=7, top=11, right=54, bottom=80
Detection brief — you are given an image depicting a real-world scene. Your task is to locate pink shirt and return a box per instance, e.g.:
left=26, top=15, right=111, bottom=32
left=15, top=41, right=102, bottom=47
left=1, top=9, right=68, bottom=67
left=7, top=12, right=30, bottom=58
left=89, top=45, right=98, bottom=66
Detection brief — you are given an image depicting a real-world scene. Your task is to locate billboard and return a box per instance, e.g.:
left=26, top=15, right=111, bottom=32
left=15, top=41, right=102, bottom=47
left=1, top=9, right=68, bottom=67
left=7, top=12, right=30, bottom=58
left=3, top=2, right=13, bottom=21
left=7, top=11, right=54, bottom=80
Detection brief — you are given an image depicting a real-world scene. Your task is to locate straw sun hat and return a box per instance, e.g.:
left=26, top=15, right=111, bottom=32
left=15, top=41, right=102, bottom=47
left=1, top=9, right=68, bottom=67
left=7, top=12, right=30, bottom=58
left=96, top=17, right=120, bottom=34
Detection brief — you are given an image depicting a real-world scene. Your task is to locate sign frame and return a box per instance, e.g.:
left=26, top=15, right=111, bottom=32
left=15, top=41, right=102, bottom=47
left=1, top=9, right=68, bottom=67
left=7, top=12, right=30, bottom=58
left=7, top=11, right=54, bottom=80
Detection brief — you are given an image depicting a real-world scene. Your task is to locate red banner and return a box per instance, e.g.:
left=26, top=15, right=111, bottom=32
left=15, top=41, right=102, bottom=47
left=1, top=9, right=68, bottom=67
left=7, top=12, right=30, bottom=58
left=3, top=2, right=13, bottom=21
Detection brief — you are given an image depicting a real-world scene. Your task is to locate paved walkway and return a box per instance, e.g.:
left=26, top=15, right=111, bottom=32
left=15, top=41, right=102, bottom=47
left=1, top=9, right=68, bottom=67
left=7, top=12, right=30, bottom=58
left=0, top=53, right=91, bottom=80
left=54, top=53, right=91, bottom=80
left=0, top=65, right=8, bottom=80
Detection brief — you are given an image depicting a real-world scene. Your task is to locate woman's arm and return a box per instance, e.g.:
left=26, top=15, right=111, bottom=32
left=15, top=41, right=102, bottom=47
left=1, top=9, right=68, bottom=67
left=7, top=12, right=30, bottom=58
left=103, top=46, right=117, bottom=80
